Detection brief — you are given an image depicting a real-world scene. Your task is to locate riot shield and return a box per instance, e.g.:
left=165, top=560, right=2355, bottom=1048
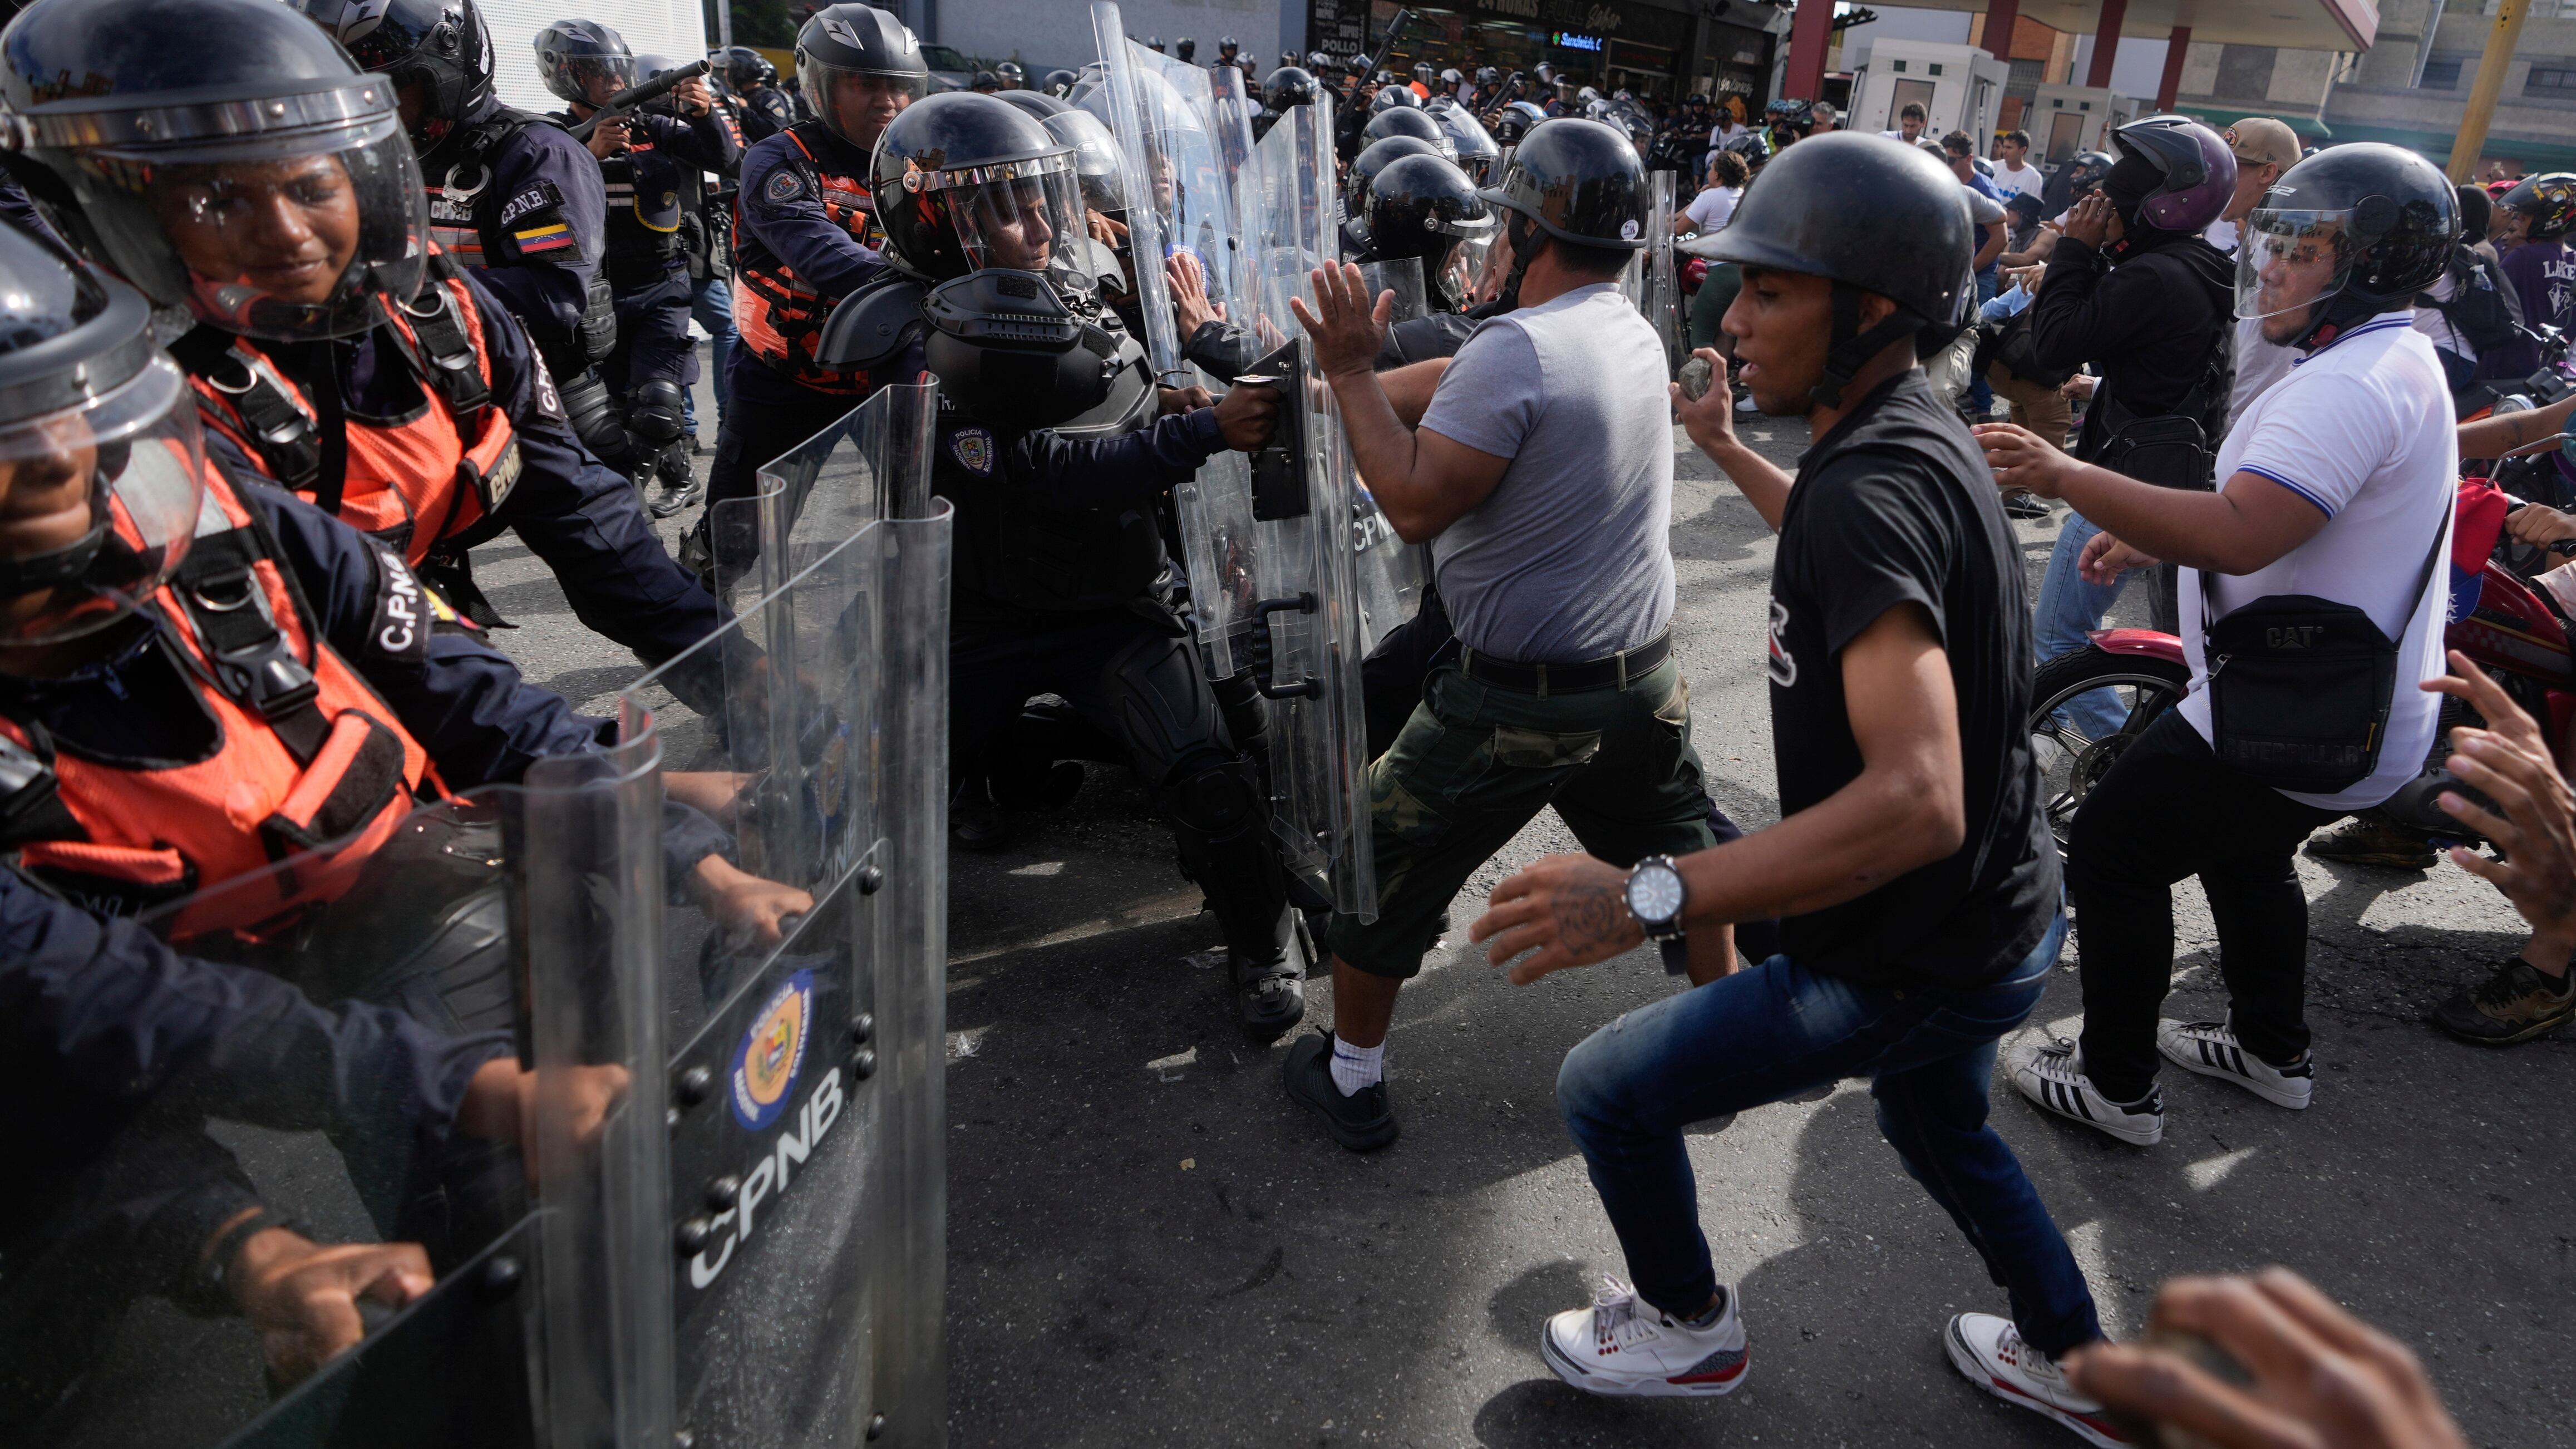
left=624, top=495, right=953, bottom=1448
left=14, top=761, right=670, bottom=1449
left=1095, top=2, right=1380, bottom=918
left=709, top=381, right=941, bottom=604
left=1349, top=255, right=1432, bottom=654
left=1643, top=171, right=1680, bottom=372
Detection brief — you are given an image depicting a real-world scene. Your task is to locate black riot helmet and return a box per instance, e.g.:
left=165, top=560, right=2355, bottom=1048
left=1429, top=103, right=1500, bottom=181
left=1703, top=131, right=1973, bottom=406
left=872, top=92, right=1091, bottom=295
left=1175, top=38, right=1196, bottom=63
left=721, top=43, right=779, bottom=90
left=1412, top=62, right=1434, bottom=85
left=1362, top=154, right=1496, bottom=306
left=2043, top=148, right=2114, bottom=215
left=631, top=53, right=687, bottom=116
left=1264, top=66, right=1318, bottom=112
left=1476, top=66, right=1499, bottom=88
left=0, top=223, right=210, bottom=647
left=1364, top=106, right=1457, bottom=162
left=994, top=89, right=1070, bottom=122
left=995, top=60, right=1025, bottom=89
left=1477, top=118, right=1650, bottom=251
left=1490, top=101, right=1545, bottom=146
left=4, top=0, right=430, bottom=343
left=2238, top=142, right=2459, bottom=349
left=798, top=3, right=932, bottom=149
left=293, top=0, right=494, bottom=149
left=1218, top=36, right=1239, bottom=57
left=1346, top=135, right=1443, bottom=213
left=1043, top=67, right=1078, bottom=96
left=1722, top=128, right=1772, bottom=172
left=532, top=18, right=633, bottom=110
left=1371, top=83, right=1421, bottom=114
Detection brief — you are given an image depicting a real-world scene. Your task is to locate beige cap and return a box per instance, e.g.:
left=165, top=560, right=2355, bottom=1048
left=2224, top=117, right=2301, bottom=170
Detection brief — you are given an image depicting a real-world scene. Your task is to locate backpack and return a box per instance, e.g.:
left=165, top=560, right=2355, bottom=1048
left=2420, top=244, right=2524, bottom=354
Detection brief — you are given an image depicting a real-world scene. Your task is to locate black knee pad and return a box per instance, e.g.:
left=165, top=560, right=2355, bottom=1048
left=1099, top=629, right=1237, bottom=777
left=1159, top=755, right=1263, bottom=837
left=628, top=378, right=688, bottom=445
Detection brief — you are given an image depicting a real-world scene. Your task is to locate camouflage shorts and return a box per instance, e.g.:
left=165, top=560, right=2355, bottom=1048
left=1326, top=654, right=1718, bottom=980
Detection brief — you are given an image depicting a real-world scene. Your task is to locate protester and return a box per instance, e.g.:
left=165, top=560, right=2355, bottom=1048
left=1681, top=150, right=1751, bottom=353
left=1991, top=130, right=2043, bottom=202
left=1465, top=134, right=2113, bottom=1443
left=1984, top=144, right=2458, bottom=1148
left=2480, top=172, right=2575, bottom=382
left=1881, top=101, right=1927, bottom=145
left=2024, top=114, right=2238, bottom=663
left=1277, top=120, right=1726, bottom=1154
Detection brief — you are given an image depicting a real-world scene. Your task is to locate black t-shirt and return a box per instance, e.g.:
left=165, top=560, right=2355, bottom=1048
left=1766, top=371, right=2060, bottom=988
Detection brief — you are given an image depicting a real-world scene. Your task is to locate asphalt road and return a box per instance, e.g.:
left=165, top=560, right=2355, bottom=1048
left=471, top=351, right=2574, bottom=1449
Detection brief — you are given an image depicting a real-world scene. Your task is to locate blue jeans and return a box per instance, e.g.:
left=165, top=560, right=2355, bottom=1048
left=1557, top=911, right=2102, bottom=1357
left=2035, top=510, right=2133, bottom=739
left=1967, top=272, right=1998, bottom=414
left=690, top=274, right=735, bottom=432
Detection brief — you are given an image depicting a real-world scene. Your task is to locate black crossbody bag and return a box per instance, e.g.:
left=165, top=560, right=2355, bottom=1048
left=2199, top=522, right=2447, bottom=792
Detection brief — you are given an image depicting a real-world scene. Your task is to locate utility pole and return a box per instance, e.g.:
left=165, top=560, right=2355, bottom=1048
left=715, top=0, right=732, bottom=50
left=2445, top=0, right=2527, bottom=182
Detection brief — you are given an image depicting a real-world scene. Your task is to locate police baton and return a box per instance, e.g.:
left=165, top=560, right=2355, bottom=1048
left=568, top=58, right=713, bottom=142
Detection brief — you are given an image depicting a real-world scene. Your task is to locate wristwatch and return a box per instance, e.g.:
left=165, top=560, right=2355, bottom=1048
left=1624, top=854, right=1691, bottom=975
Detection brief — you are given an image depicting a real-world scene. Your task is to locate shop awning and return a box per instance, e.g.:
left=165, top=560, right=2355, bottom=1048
left=1891, top=0, right=2376, bottom=54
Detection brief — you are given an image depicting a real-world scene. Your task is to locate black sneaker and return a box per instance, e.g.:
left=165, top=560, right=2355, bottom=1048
left=1282, top=1031, right=1398, bottom=1152
left=2430, top=957, right=2576, bottom=1046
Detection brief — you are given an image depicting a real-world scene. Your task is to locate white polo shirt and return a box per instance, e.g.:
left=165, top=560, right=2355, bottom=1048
left=2178, top=313, right=2456, bottom=812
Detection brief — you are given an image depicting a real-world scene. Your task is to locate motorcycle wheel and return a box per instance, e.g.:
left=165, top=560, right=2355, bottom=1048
left=2028, top=645, right=2192, bottom=854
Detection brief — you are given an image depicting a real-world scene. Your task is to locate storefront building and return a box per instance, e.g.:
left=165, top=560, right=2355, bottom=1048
left=1305, top=0, right=1777, bottom=103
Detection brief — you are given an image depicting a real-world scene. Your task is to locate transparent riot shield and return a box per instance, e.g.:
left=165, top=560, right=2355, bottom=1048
left=709, top=381, right=941, bottom=604
left=1349, top=254, right=1432, bottom=654
left=17, top=762, right=668, bottom=1449
left=1643, top=171, right=1680, bottom=372
left=623, top=496, right=953, bottom=1449
left=1096, top=2, right=1380, bottom=917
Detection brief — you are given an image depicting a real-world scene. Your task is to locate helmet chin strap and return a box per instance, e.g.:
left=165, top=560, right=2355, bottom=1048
left=1810, top=281, right=1920, bottom=411
left=1496, top=211, right=1543, bottom=313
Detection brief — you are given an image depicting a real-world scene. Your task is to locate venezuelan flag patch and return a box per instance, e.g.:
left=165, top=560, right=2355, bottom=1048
left=514, top=221, right=574, bottom=254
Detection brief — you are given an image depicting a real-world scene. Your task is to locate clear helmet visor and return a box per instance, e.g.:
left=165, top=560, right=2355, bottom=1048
left=1043, top=109, right=1126, bottom=213
left=0, top=355, right=208, bottom=647
left=937, top=157, right=1096, bottom=296
left=546, top=53, right=636, bottom=109
left=2237, top=206, right=2357, bottom=323
left=39, top=107, right=428, bottom=343
left=804, top=61, right=929, bottom=149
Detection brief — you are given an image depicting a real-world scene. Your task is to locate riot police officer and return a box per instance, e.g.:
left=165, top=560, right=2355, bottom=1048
left=686, top=2, right=927, bottom=584
left=295, top=0, right=632, bottom=475
left=537, top=29, right=739, bottom=514
left=844, top=93, right=1309, bottom=1041
left=722, top=43, right=799, bottom=144
left=995, top=60, right=1026, bottom=91
left=0, top=198, right=801, bottom=1427
left=15, top=0, right=731, bottom=713
left=1355, top=154, right=1497, bottom=365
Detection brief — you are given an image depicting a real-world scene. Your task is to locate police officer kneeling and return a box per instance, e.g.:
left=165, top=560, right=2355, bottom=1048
left=832, top=93, right=1306, bottom=1040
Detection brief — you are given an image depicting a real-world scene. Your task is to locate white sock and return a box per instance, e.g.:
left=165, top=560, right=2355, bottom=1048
left=1329, top=1037, right=1384, bottom=1097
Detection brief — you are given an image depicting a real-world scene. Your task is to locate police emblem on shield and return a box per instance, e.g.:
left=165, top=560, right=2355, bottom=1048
left=729, top=970, right=814, bottom=1130
left=950, top=426, right=996, bottom=475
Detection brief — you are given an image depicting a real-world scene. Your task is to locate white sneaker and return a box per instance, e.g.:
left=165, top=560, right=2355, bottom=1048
left=1540, top=1275, right=1749, bottom=1398
left=1733, top=390, right=1760, bottom=414
left=2157, top=1017, right=2314, bottom=1110
left=2008, top=1038, right=2164, bottom=1146
left=1945, top=1313, right=2129, bottom=1446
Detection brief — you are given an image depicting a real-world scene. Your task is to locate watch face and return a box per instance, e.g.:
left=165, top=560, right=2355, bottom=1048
left=1626, top=862, right=1685, bottom=925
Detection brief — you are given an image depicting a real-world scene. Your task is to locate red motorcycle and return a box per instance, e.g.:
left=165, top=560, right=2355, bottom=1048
left=2027, top=479, right=2575, bottom=850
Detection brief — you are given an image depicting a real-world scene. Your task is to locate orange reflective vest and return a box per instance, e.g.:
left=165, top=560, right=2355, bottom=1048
left=179, top=253, right=522, bottom=567
left=732, top=123, right=883, bottom=395
left=0, top=460, right=435, bottom=940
